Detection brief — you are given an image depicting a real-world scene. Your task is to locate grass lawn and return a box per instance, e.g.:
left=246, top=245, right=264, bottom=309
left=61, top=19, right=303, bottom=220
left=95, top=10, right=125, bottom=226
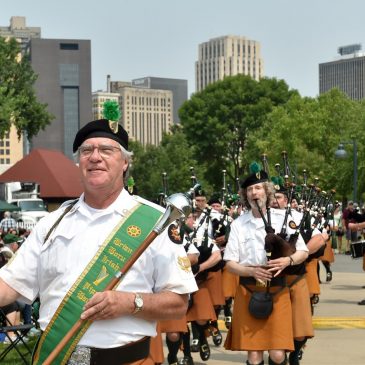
left=0, top=336, right=37, bottom=364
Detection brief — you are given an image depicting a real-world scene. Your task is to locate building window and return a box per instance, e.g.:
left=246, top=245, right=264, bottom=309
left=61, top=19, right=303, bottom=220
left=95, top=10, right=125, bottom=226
left=60, top=43, right=79, bottom=50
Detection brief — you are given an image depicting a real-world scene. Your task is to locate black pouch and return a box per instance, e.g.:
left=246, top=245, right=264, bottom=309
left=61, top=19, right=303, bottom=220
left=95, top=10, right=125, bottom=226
left=248, top=291, right=273, bottom=319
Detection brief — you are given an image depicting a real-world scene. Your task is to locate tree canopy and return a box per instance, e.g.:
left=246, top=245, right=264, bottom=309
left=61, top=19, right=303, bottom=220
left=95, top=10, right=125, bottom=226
left=0, top=36, right=53, bottom=139
left=179, top=75, right=298, bottom=189
left=129, top=128, right=206, bottom=202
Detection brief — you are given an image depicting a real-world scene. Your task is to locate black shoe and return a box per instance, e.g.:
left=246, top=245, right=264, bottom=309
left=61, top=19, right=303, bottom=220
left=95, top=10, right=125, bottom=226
left=326, top=271, right=332, bottom=282
left=289, top=351, right=300, bottom=365
left=211, top=328, right=223, bottom=346
left=168, top=353, right=178, bottom=365
left=199, top=341, right=211, bottom=361
left=178, top=356, right=195, bottom=365
left=312, top=294, right=319, bottom=304
left=225, top=316, right=232, bottom=329
left=190, top=339, right=199, bottom=352
left=345, top=251, right=351, bottom=255
left=358, top=299, right=365, bottom=305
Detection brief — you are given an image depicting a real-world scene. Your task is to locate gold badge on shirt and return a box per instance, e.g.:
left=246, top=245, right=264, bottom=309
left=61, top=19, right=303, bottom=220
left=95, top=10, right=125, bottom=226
left=288, top=220, right=297, bottom=229
left=178, top=256, right=192, bottom=272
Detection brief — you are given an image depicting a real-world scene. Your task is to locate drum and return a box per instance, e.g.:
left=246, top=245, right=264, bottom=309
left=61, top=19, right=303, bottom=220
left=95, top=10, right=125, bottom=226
left=350, top=241, right=365, bottom=259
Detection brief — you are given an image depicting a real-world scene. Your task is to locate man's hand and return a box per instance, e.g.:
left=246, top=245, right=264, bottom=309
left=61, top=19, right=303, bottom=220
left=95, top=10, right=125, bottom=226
left=267, top=257, right=291, bottom=277
left=81, top=291, right=133, bottom=321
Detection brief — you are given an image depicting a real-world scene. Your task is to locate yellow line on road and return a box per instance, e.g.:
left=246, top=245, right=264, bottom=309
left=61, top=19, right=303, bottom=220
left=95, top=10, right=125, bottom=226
left=313, top=317, right=365, bottom=329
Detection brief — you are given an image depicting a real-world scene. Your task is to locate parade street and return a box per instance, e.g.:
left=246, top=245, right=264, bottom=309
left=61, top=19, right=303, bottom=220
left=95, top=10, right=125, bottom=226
left=162, top=253, right=365, bottom=365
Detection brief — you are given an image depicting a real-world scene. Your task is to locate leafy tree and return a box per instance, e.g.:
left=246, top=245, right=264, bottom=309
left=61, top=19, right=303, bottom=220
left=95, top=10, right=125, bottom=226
left=129, top=128, right=206, bottom=201
left=247, top=89, right=365, bottom=201
left=0, top=37, right=53, bottom=139
left=179, top=75, right=298, bottom=189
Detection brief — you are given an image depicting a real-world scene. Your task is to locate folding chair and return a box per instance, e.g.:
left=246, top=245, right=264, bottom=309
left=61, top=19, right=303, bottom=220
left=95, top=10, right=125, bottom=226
left=0, top=307, right=35, bottom=365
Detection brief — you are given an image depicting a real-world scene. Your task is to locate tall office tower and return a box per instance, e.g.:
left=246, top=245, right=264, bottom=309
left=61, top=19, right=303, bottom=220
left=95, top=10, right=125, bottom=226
left=30, top=38, right=92, bottom=159
left=0, top=126, right=23, bottom=174
left=92, top=91, right=120, bottom=120
left=195, top=35, right=264, bottom=92
left=319, top=44, right=365, bottom=100
left=131, top=77, right=188, bottom=124
left=0, top=16, right=41, bottom=53
left=119, top=87, right=173, bottom=146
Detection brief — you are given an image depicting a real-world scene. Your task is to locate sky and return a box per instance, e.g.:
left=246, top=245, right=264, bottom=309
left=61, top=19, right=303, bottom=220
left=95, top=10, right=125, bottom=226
left=2, top=0, right=365, bottom=97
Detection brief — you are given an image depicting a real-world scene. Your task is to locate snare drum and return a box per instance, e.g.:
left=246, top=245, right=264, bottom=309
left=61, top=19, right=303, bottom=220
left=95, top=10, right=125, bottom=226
left=350, top=241, right=365, bottom=259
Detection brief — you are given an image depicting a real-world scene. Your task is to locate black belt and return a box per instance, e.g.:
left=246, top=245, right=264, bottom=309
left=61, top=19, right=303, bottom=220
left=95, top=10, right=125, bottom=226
left=90, top=336, right=150, bottom=365
left=239, top=276, right=286, bottom=287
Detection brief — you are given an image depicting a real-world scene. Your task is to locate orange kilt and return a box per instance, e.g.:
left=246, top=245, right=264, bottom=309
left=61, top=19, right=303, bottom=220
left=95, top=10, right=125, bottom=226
left=224, top=283, right=294, bottom=352
left=319, top=240, right=335, bottom=263
left=222, top=266, right=239, bottom=298
left=305, top=259, right=320, bottom=296
left=186, top=287, right=217, bottom=322
left=200, top=271, right=225, bottom=306
left=159, top=316, right=188, bottom=333
left=148, top=323, right=164, bottom=364
left=287, top=275, right=314, bottom=339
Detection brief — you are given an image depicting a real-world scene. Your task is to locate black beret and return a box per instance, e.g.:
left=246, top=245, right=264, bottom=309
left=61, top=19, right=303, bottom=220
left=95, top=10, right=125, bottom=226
left=208, top=193, right=221, bottom=206
left=73, top=119, right=128, bottom=153
left=241, top=170, right=268, bottom=189
left=195, top=188, right=206, bottom=198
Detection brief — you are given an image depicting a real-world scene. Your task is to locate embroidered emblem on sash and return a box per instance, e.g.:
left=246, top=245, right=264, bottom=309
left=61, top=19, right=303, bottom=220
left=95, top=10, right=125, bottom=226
left=127, top=225, right=141, bottom=237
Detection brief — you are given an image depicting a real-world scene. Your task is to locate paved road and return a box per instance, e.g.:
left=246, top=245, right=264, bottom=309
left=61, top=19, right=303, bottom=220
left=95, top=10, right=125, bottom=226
left=161, top=253, right=365, bottom=364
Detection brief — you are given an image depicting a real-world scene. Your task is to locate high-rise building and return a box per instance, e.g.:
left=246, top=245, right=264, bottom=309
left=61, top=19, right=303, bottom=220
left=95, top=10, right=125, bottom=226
left=30, top=38, right=92, bottom=159
left=319, top=44, right=365, bottom=100
left=120, top=87, right=173, bottom=146
left=195, top=35, right=264, bottom=92
left=131, top=77, right=187, bottom=124
left=105, top=76, right=174, bottom=146
left=92, top=91, right=120, bottom=120
left=0, top=126, right=23, bottom=174
left=0, top=16, right=41, bottom=53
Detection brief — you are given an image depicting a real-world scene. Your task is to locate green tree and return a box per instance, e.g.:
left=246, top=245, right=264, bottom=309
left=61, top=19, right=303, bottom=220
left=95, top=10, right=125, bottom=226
left=179, top=75, right=297, bottom=189
left=247, top=89, right=365, bottom=201
left=129, top=129, right=206, bottom=201
left=0, top=37, right=53, bottom=139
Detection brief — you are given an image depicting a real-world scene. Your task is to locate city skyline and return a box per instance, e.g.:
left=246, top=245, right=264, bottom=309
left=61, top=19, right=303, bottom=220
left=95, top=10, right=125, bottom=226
left=3, top=0, right=365, bottom=98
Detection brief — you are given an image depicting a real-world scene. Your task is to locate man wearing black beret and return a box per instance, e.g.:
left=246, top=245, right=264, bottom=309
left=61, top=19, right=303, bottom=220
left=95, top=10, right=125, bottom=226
left=0, top=115, right=197, bottom=365
left=223, top=162, right=309, bottom=365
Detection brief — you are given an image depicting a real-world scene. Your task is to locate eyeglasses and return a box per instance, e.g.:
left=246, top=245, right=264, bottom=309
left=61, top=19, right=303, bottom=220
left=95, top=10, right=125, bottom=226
left=78, top=144, right=122, bottom=158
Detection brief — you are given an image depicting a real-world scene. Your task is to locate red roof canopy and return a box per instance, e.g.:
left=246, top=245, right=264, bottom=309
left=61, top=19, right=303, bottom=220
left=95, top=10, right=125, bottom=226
left=0, top=149, right=83, bottom=198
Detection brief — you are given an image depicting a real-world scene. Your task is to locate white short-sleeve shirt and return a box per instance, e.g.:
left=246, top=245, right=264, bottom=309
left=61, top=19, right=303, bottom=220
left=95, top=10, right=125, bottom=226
left=0, top=189, right=197, bottom=348
left=224, top=208, right=308, bottom=265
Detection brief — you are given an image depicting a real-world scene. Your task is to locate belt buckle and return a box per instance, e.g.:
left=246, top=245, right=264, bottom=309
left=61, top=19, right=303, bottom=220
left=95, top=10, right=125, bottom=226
left=256, top=279, right=267, bottom=287
left=67, top=346, right=91, bottom=365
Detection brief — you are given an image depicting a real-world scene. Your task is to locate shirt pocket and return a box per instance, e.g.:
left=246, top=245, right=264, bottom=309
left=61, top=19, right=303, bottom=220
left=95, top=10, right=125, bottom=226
left=40, top=229, right=78, bottom=276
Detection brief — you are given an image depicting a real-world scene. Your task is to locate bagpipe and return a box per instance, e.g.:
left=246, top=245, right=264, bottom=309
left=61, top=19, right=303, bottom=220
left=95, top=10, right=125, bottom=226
left=269, top=151, right=337, bottom=259
left=157, top=172, right=168, bottom=208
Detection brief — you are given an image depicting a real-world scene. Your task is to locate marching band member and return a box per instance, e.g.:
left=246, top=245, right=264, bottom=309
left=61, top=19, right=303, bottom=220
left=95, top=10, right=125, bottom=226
left=224, top=163, right=308, bottom=365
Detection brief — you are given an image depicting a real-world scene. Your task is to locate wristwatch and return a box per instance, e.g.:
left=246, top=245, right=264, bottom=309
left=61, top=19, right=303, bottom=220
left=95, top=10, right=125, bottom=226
left=133, top=293, right=144, bottom=314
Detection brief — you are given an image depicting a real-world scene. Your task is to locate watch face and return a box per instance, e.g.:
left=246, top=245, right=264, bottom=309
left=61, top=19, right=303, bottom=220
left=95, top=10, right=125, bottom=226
left=136, top=297, right=143, bottom=307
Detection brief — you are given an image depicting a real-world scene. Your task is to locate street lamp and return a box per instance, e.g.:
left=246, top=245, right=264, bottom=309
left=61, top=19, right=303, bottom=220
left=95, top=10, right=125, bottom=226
left=335, top=139, right=358, bottom=203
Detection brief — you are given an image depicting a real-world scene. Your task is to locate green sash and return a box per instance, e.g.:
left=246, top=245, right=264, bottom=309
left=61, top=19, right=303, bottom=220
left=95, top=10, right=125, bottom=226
left=32, top=202, right=162, bottom=365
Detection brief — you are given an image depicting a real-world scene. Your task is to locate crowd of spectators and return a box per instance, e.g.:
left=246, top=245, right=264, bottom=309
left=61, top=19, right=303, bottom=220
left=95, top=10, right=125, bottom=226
left=0, top=215, right=35, bottom=344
